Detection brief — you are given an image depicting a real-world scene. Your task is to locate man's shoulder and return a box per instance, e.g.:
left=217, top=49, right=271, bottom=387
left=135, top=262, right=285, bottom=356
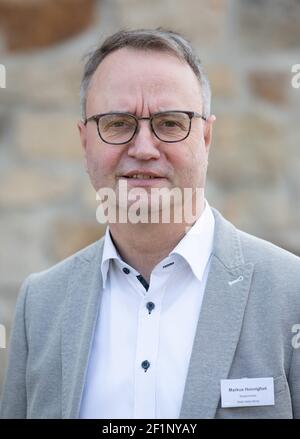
left=238, top=227, right=299, bottom=268
left=235, top=227, right=300, bottom=298
left=212, top=207, right=299, bottom=294
left=212, top=207, right=299, bottom=270
left=23, top=237, right=105, bottom=301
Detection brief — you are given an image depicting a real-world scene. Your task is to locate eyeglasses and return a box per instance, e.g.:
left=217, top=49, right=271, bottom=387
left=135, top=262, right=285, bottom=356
left=84, top=110, right=206, bottom=145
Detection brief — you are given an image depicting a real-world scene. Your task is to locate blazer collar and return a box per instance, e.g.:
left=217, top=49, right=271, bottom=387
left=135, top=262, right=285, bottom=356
left=179, top=208, right=254, bottom=418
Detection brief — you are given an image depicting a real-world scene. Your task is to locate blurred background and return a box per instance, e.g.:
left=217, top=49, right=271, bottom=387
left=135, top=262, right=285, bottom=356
left=0, top=0, right=299, bottom=395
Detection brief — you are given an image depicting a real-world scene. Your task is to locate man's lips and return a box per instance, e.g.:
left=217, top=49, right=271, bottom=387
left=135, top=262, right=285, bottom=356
left=117, top=171, right=168, bottom=186
left=120, top=171, right=166, bottom=179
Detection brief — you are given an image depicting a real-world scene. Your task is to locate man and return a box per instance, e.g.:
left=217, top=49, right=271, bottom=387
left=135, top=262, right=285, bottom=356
left=1, top=29, right=299, bottom=419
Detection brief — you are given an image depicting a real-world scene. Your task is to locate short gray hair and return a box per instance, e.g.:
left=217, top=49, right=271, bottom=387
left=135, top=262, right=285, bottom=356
left=80, top=28, right=211, bottom=120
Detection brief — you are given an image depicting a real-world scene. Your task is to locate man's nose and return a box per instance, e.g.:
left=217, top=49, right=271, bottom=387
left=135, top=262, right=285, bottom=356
left=127, top=120, right=161, bottom=161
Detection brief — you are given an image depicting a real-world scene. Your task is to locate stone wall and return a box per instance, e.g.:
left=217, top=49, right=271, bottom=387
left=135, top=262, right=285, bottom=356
left=0, top=0, right=299, bottom=396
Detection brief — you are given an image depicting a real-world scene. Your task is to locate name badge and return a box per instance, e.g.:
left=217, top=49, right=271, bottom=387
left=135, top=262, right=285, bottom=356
left=220, top=377, right=275, bottom=408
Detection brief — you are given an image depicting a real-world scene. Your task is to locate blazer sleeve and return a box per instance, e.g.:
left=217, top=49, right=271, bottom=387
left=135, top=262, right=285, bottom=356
left=0, top=276, right=31, bottom=419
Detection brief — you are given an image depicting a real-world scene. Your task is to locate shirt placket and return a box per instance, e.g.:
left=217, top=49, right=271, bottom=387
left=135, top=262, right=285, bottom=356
left=133, top=270, right=169, bottom=418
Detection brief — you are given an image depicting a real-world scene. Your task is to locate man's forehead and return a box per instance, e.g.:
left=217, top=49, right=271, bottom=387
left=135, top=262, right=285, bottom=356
left=93, top=48, right=198, bottom=86
left=87, top=48, right=202, bottom=110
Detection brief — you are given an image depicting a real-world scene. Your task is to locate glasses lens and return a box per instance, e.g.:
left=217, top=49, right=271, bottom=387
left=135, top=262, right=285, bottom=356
left=98, top=113, right=136, bottom=144
left=152, top=112, right=190, bottom=141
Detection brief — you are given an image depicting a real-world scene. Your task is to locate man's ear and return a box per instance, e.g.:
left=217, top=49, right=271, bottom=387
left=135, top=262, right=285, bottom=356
left=77, top=120, right=88, bottom=171
left=77, top=120, right=87, bottom=152
left=203, top=114, right=216, bottom=153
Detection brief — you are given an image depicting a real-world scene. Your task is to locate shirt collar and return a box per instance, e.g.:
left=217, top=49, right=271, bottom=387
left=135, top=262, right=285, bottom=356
left=101, top=227, right=123, bottom=288
left=101, top=199, right=215, bottom=288
left=170, top=199, right=215, bottom=282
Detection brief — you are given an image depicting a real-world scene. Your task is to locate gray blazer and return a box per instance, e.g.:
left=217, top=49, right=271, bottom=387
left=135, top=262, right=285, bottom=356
left=1, top=208, right=300, bottom=419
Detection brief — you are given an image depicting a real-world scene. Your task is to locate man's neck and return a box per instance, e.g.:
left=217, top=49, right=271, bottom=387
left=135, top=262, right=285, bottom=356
left=108, top=200, right=205, bottom=283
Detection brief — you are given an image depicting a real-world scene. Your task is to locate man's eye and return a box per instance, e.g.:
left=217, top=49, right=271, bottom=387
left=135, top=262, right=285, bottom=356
left=111, top=120, right=126, bottom=127
left=163, top=120, right=177, bottom=127
left=104, top=119, right=133, bottom=130
left=159, top=119, right=185, bottom=129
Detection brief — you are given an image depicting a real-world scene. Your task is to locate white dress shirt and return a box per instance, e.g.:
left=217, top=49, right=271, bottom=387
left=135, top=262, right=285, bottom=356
left=79, top=200, right=215, bottom=419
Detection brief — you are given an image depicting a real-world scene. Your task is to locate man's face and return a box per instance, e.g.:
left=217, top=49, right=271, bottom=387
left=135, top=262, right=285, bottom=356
left=78, top=48, right=215, bottom=215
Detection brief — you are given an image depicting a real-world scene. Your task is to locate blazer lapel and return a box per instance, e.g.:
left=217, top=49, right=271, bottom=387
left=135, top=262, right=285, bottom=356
left=61, top=239, right=105, bottom=419
left=179, top=209, right=254, bottom=419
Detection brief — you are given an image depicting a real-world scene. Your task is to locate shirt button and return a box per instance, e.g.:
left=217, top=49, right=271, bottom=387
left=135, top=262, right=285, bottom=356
left=146, top=302, right=155, bottom=314
left=141, top=360, right=150, bottom=372
left=122, top=267, right=130, bottom=274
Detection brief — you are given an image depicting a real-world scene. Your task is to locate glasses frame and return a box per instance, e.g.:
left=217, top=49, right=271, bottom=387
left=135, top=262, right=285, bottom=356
left=84, top=110, right=207, bottom=145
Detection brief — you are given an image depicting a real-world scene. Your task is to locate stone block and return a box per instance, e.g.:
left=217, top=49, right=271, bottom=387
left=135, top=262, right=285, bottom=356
left=2, top=56, right=82, bottom=107
left=206, top=63, right=238, bottom=98
left=221, top=187, right=300, bottom=255
left=0, top=106, right=9, bottom=140
left=209, top=111, right=285, bottom=187
left=237, top=0, right=300, bottom=51
left=0, top=167, right=75, bottom=207
left=0, top=213, right=52, bottom=284
left=48, top=218, right=105, bottom=261
left=16, top=111, right=83, bottom=161
left=115, top=0, right=227, bottom=47
left=248, top=71, right=289, bottom=105
left=0, top=0, right=96, bottom=52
